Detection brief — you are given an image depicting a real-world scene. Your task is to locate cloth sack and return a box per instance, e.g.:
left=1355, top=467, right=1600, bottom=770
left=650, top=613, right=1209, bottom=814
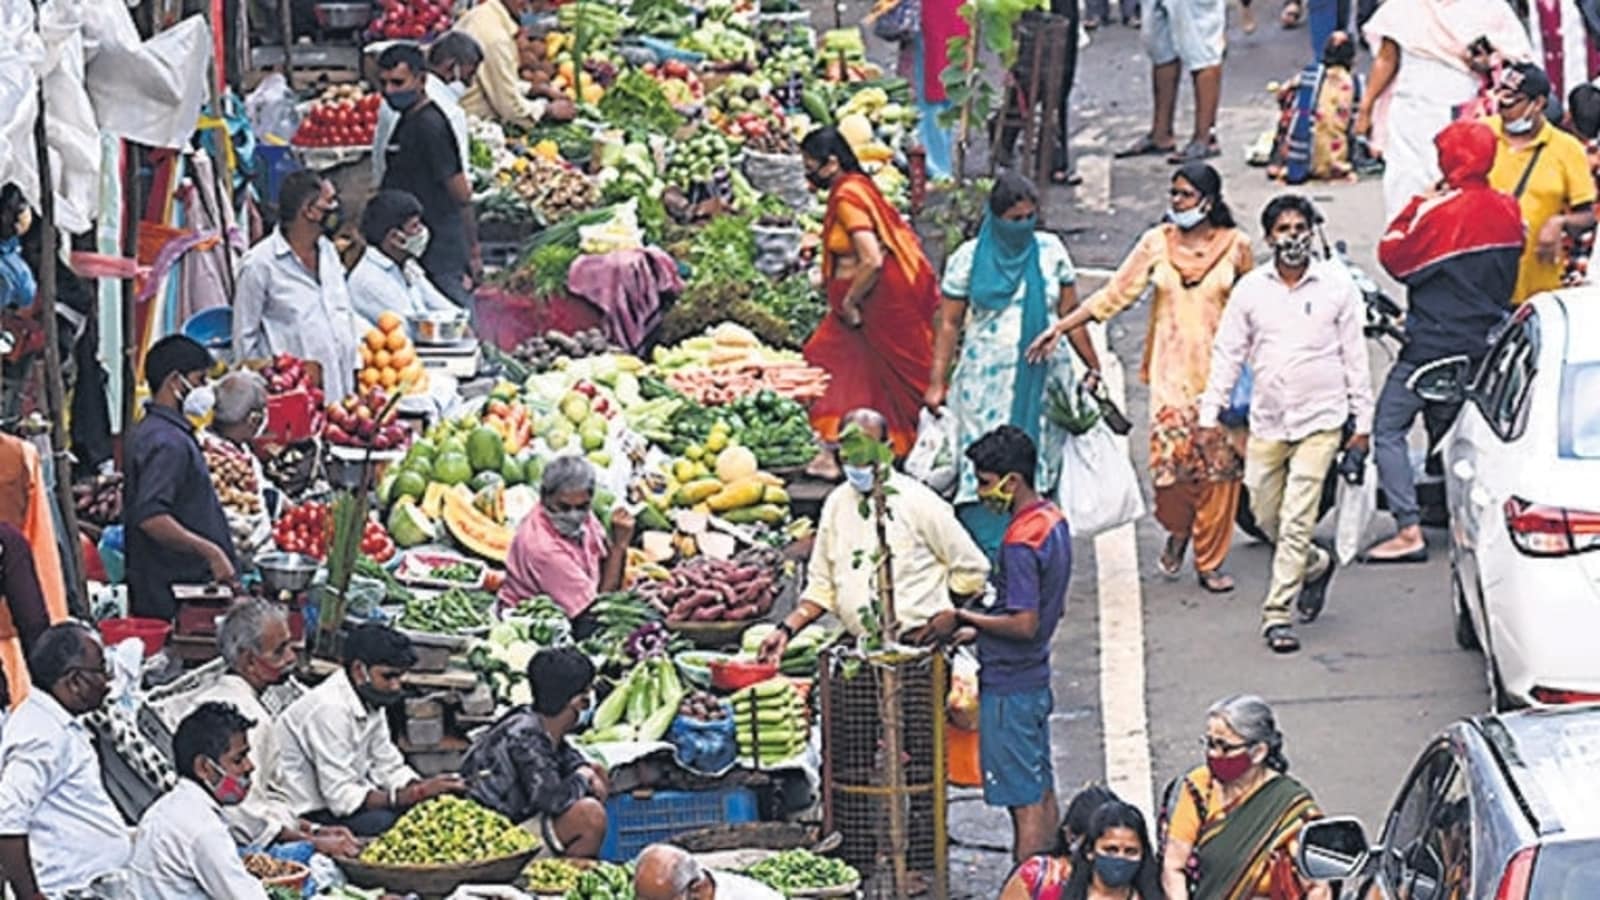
left=1057, top=421, right=1144, bottom=538
left=904, top=407, right=957, bottom=497
left=1333, top=460, right=1377, bottom=566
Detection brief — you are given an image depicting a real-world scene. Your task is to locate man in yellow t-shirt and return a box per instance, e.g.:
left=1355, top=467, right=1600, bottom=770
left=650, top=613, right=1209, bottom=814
left=1486, top=62, right=1597, bottom=304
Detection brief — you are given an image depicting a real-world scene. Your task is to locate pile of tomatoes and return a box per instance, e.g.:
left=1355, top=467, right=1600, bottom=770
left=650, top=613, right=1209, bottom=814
left=292, top=89, right=382, bottom=149
left=369, top=0, right=454, bottom=40
left=272, top=501, right=397, bottom=563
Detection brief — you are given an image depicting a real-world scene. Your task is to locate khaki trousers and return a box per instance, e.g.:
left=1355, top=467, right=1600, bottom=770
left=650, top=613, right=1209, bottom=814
left=1244, top=429, right=1341, bottom=632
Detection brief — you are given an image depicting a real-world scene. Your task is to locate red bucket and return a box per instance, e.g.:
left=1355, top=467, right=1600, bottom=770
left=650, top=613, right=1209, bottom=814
left=98, top=617, right=172, bottom=657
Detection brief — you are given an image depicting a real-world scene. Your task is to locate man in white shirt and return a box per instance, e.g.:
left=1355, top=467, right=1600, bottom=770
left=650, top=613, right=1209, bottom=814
left=160, top=601, right=360, bottom=856
left=347, top=189, right=461, bottom=326
left=372, top=32, right=481, bottom=184
left=635, top=843, right=783, bottom=900
left=274, top=623, right=466, bottom=835
left=129, top=702, right=271, bottom=899
left=759, top=408, right=989, bottom=662
left=232, top=171, right=362, bottom=401
left=0, top=623, right=132, bottom=898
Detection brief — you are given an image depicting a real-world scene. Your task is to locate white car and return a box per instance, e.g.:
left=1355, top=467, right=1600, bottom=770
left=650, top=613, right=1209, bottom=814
left=1441, top=291, right=1600, bottom=709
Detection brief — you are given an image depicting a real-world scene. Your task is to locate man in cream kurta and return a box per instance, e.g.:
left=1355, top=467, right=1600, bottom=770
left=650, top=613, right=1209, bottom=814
left=758, top=409, right=989, bottom=662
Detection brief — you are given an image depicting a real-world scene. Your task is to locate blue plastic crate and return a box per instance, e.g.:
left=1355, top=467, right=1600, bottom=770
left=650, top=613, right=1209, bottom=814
left=599, top=787, right=757, bottom=861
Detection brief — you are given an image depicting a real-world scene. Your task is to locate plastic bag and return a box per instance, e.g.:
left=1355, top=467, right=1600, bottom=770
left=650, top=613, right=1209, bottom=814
left=947, top=648, right=978, bottom=731
left=1057, top=422, right=1144, bottom=538
left=1333, top=462, right=1377, bottom=566
left=244, top=72, right=300, bottom=145
left=667, top=710, right=738, bottom=775
left=905, top=407, right=957, bottom=497
left=1219, top=365, right=1252, bottom=428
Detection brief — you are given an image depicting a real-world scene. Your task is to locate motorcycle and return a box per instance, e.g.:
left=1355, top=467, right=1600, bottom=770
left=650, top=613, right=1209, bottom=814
left=1233, top=235, right=1454, bottom=544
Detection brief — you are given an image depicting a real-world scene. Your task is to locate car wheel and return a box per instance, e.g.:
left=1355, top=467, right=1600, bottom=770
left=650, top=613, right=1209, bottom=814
left=1450, top=564, right=1479, bottom=651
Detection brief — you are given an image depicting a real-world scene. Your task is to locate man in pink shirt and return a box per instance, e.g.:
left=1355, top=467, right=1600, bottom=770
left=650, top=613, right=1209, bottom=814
left=1198, top=194, right=1374, bottom=655
left=500, top=456, right=634, bottom=636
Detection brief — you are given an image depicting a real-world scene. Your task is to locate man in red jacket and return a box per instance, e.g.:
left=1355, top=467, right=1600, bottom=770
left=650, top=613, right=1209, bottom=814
left=1364, top=120, right=1525, bottom=562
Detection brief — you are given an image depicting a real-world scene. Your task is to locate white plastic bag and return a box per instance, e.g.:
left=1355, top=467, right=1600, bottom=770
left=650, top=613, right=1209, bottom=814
left=905, top=407, right=957, bottom=497
left=1057, top=422, right=1144, bottom=538
left=1333, top=463, right=1377, bottom=566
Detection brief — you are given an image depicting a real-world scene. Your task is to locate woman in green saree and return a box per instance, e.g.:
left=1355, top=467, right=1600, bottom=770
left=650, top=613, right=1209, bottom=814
left=1160, top=695, right=1331, bottom=900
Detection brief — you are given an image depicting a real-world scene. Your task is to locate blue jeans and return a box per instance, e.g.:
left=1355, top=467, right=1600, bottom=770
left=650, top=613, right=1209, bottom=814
left=1374, top=360, right=1462, bottom=531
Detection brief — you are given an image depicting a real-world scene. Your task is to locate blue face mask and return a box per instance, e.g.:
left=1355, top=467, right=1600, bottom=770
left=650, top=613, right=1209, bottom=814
left=843, top=465, right=876, bottom=494
left=519, top=9, right=542, bottom=25
left=576, top=692, right=596, bottom=728
left=1168, top=204, right=1208, bottom=230
left=386, top=89, right=419, bottom=112
left=991, top=213, right=1037, bottom=251
left=0, top=237, right=37, bottom=310
left=1093, top=854, right=1140, bottom=888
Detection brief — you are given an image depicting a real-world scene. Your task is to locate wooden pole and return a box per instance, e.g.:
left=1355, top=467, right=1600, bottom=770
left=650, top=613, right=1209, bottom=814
left=868, top=486, right=909, bottom=896
left=29, top=7, right=90, bottom=614
left=952, top=18, right=979, bottom=181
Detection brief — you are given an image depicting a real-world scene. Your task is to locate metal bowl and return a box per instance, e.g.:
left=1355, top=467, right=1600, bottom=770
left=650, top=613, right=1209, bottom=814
left=256, top=551, right=321, bottom=594
left=312, top=2, right=373, bottom=30
left=407, top=310, right=469, bottom=345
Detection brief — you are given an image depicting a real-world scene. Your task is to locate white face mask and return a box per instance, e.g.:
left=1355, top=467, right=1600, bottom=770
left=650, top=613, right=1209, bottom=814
left=179, top=374, right=216, bottom=419
left=398, top=224, right=431, bottom=259
left=1503, top=114, right=1537, bottom=135
left=447, top=80, right=468, bottom=99
left=1168, top=203, right=1208, bottom=230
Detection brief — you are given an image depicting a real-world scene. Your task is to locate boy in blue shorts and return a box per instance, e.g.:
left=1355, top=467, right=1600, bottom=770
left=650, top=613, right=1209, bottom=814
left=956, top=425, right=1071, bottom=862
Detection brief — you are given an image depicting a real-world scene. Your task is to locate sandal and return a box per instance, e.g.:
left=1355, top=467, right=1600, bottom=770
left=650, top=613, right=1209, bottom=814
left=1197, top=570, right=1235, bottom=593
left=1167, top=139, right=1221, bottom=164
left=1051, top=168, right=1084, bottom=186
left=1083, top=14, right=1101, bottom=30
left=1264, top=624, right=1301, bottom=654
left=1279, top=0, right=1303, bottom=28
left=1115, top=134, right=1178, bottom=159
left=1158, top=534, right=1188, bottom=578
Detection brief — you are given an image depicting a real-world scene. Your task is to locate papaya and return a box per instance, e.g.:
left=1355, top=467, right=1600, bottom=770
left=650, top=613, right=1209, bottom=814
left=674, top=477, right=723, bottom=507
left=421, top=482, right=449, bottom=520
left=706, top=477, right=766, bottom=513
left=441, top=489, right=512, bottom=562
left=761, top=485, right=789, bottom=505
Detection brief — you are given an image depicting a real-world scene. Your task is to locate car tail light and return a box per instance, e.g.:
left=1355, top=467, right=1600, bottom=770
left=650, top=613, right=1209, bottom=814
left=1495, top=846, right=1538, bottom=900
left=1503, top=497, right=1600, bottom=556
left=1529, top=686, right=1600, bottom=704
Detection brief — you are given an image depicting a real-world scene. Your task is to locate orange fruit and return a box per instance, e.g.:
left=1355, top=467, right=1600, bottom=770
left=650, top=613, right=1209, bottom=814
left=385, top=329, right=409, bottom=352
left=360, top=368, right=380, bottom=388
left=374, top=349, right=392, bottom=370
left=381, top=368, right=399, bottom=388
left=359, top=345, right=374, bottom=367
left=391, top=345, right=416, bottom=369
left=364, top=329, right=385, bottom=351
left=376, top=311, right=403, bottom=334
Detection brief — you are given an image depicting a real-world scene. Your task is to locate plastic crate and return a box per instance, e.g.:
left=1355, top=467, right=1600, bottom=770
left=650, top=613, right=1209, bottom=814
left=599, top=787, right=758, bottom=861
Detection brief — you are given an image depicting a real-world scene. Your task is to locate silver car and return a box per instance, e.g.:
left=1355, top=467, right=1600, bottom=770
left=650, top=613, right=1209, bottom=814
left=1431, top=292, right=1600, bottom=708
left=1297, top=705, right=1600, bottom=898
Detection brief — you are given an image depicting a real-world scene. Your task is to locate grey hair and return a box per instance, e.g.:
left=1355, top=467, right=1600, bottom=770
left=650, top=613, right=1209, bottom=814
left=219, top=600, right=289, bottom=669
left=1208, top=694, right=1289, bottom=773
left=429, top=30, right=484, bottom=67
left=641, top=844, right=704, bottom=893
left=214, top=370, right=267, bottom=426
left=540, top=455, right=596, bottom=502
left=840, top=407, right=888, bottom=440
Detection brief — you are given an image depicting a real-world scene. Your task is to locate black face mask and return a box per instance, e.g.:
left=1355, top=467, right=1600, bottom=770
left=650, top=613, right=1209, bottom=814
left=319, top=207, right=342, bottom=238
left=805, top=167, right=832, bottom=190
left=354, top=668, right=405, bottom=708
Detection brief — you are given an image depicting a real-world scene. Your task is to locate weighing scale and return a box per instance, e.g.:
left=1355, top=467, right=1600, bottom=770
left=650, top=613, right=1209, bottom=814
left=416, top=339, right=482, bottom=381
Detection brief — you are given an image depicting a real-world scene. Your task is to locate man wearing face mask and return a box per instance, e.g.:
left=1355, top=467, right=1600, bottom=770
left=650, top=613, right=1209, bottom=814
left=0, top=623, right=131, bottom=899
left=1198, top=195, right=1373, bottom=655
left=275, top=623, right=467, bottom=836
left=372, top=33, right=481, bottom=184
left=233, top=171, right=363, bottom=401
left=124, top=335, right=238, bottom=621
left=377, top=43, right=481, bottom=309
left=758, top=409, right=989, bottom=663
left=954, top=425, right=1072, bottom=863
left=159, top=602, right=361, bottom=858
left=1486, top=61, right=1597, bottom=304
left=347, top=190, right=462, bottom=326
left=128, top=702, right=273, bottom=899
left=461, top=647, right=610, bottom=858
left=500, top=456, right=634, bottom=633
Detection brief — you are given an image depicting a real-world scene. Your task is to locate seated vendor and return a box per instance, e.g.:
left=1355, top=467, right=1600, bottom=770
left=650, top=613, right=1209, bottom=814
left=123, top=335, right=238, bottom=621
left=347, top=189, right=461, bottom=326
left=635, top=843, right=783, bottom=900
left=274, top=623, right=466, bottom=836
left=758, top=408, right=989, bottom=663
left=160, top=601, right=360, bottom=857
left=129, top=702, right=272, bottom=899
left=457, top=0, right=575, bottom=128
left=199, top=371, right=274, bottom=564
left=460, top=646, right=608, bottom=858
left=499, top=456, right=634, bottom=636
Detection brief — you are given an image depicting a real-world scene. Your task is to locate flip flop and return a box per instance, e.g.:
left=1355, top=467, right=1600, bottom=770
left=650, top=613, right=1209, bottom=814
left=1197, top=570, right=1235, bottom=594
left=1264, top=624, right=1300, bottom=654
left=1297, top=543, right=1336, bottom=622
left=1361, top=546, right=1429, bottom=564
left=1115, top=135, right=1178, bottom=159
left=1167, top=140, right=1221, bottom=164
left=1051, top=168, right=1084, bottom=186
left=1158, top=534, right=1187, bottom=578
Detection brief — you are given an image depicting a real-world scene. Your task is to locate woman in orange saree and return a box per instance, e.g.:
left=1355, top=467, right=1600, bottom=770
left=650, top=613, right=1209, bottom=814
left=800, top=128, right=939, bottom=475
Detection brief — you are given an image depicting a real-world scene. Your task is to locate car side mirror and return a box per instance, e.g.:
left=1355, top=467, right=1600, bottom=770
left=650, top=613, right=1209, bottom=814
left=1407, top=355, right=1473, bottom=405
left=1297, top=817, right=1370, bottom=881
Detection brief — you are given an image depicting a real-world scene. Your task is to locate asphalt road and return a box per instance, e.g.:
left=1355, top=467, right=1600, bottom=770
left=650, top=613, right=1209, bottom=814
left=923, top=12, right=1492, bottom=897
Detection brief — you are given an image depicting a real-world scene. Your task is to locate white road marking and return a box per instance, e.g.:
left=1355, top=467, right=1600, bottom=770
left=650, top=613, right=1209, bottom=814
left=1076, top=156, right=1114, bottom=215
left=1086, top=323, right=1155, bottom=823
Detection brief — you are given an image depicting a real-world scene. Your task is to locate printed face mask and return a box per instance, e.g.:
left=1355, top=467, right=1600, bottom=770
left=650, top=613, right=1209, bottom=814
left=204, top=758, right=252, bottom=806
left=1272, top=232, right=1313, bottom=267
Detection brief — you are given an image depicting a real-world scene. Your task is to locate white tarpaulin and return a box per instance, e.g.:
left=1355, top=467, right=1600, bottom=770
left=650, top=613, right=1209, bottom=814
left=0, top=0, right=210, bottom=233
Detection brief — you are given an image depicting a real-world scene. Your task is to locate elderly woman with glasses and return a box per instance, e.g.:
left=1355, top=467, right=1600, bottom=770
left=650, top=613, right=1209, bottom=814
left=499, top=456, right=634, bottom=637
left=1029, top=162, right=1252, bottom=593
left=1160, top=695, right=1330, bottom=900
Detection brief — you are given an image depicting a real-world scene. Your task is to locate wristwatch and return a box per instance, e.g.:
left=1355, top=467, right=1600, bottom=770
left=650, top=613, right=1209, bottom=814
left=775, top=620, right=796, bottom=639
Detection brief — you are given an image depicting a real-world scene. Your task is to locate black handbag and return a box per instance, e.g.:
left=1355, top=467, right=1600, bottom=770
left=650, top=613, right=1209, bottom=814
left=871, top=0, right=921, bottom=43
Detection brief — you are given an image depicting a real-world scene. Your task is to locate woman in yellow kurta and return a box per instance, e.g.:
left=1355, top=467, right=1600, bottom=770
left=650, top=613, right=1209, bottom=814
left=1030, top=163, right=1251, bottom=592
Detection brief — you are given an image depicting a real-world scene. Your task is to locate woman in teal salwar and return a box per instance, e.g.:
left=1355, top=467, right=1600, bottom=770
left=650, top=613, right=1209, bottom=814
left=926, top=174, right=1102, bottom=557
